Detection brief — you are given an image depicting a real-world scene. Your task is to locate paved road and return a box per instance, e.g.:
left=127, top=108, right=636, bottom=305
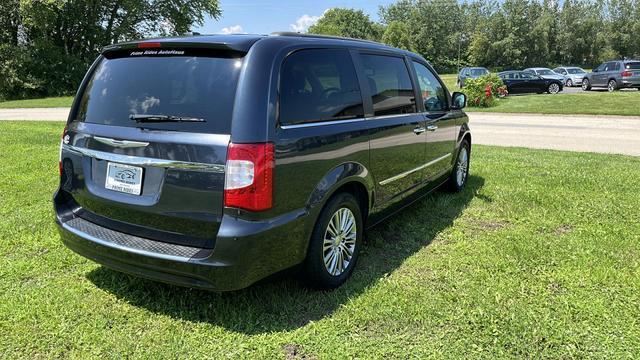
left=469, top=112, right=640, bottom=156
left=0, top=107, right=69, bottom=121
left=1, top=108, right=638, bottom=156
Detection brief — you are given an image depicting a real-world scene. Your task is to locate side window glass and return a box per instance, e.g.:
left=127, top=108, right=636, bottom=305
left=360, top=54, right=417, bottom=116
left=279, top=49, right=364, bottom=126
left=412, top=61, right=447, bottom=112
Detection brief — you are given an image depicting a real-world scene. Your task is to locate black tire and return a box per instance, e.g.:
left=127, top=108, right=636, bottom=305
left=301, top=192, right=363, bottom=290
left=547, top=83, right=560, bottom=94
left=608, top=79, right=618, bottom=92
left=566, top=79, right=573, bottom=87
left=446, top=139, right=470, bottom=192
left=582, top=79, right=591, bottom=91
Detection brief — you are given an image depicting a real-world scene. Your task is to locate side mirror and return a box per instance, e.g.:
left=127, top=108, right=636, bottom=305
left=451, top=92, right=467, bottom=110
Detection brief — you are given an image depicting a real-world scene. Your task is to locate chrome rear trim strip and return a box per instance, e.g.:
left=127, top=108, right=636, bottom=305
left=62, top=144, right=225, bottom=173
left=93, top=136, right=150, bottom=148
left=379, top=153, right=452, bottom=186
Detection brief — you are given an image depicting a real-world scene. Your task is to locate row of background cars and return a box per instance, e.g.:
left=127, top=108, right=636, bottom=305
left=457, top=59, right=640, bottom=95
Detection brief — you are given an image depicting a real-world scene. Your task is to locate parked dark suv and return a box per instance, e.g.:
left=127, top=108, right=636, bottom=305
left=54, top=33, right=471, bottom=291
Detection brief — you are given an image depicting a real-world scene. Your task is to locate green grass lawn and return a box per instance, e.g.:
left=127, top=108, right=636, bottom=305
left=1, top=121, right=640, bottom=358
left=470, top=91, right=640, bottom=116
left=440, top=73, right=459, bottom=91
left=0, top=96, right=73, bottom=109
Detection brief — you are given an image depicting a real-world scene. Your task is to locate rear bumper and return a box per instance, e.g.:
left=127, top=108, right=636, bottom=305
left=621, top=79, right=640, bottom=87
left=55, top=192, right=311, bottom=291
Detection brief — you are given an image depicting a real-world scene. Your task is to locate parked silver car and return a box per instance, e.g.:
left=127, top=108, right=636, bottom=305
left=553, top=67, right=587, bottom=87
left=524, top=68, right=566, bottom=83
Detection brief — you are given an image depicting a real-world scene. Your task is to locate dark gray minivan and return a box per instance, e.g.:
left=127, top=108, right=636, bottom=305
left=54, top=33, right=471, bottom=291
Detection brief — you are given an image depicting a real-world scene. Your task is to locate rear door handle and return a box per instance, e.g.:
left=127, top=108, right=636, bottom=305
left=426, top=125, right=438, bottom=132
left=413, top=127, right=426, bottom=135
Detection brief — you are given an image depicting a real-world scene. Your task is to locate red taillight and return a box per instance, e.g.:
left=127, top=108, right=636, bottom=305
left=59, top=126, right=67, bottom=176
left=224, top=143, right=274, bottom=211
left=137, top=42, right=162, bottom=49
left=622, top=71, right=633, bottom=77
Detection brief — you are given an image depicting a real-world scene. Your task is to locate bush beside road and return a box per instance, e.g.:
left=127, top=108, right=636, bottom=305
left=1, top=121, right=639, bottom=358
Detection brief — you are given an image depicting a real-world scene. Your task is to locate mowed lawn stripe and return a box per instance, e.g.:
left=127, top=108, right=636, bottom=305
left=0, top=121, right=639, bottom=358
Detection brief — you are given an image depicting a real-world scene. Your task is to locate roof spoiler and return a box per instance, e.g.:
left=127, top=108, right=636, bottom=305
left=102, top=40, right=247, bottom=55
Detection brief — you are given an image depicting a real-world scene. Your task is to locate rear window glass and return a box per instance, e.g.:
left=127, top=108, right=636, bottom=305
left=626, top=62, right=640, bottom=70
left=279, top=49, right=364, bottom=126
left=360, top=54, right=416, bottom=116
left=75, top=51, right=243, bottom=134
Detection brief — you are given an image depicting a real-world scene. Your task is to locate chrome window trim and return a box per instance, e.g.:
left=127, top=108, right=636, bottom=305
left=62, top=144, right=225, bottom=173
left=279, top=117, right=367, bottom=129
left=379, top=153, right=452, bottom=186
left=279, top=112, right=426, bottom=129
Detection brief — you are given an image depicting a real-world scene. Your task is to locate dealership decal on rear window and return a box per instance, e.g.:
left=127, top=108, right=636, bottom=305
left=130, top=50, right=185, bottom=57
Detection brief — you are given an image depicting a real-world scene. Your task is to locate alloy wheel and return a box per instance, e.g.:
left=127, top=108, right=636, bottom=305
left=566, top=79, right=573, bottom=87
left=456, top=147, right=469, bottom=187
left=322, top=208, right=357, bottom=276
left=608, top=80, right=617, bottom=92
left=548, top=83, right=560, bottom=94
left=582, top=80, right=590, bottom=91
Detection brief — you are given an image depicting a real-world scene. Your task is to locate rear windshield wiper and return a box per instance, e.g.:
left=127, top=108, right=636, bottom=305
left=130, top=114, right=205, bottom=123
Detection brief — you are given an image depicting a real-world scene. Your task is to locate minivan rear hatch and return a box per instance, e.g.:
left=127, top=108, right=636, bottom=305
left=59, top=44, right=245, bottom=249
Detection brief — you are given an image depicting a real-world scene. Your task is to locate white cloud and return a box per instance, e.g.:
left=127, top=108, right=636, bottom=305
left=219, top=25, right=245, bottom=35
left=290, top=14, right=321, bottom=33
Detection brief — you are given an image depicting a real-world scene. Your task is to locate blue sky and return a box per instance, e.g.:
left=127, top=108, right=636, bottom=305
left=194, top=0, right=398, bottom=35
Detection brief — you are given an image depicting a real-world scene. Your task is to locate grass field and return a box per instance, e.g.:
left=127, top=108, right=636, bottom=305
left=472, top=91, right=640, bottom=116
left=1, top=121, right=639, bottom=358
left=0, top=96, right=74, bottom=109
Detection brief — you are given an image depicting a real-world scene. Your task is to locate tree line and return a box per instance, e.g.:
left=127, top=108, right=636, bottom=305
left=0, top=0, right=220, bottom=100
left=0, top=0, right=638, bottom=100
left=309, top=0, right=640, bottom=73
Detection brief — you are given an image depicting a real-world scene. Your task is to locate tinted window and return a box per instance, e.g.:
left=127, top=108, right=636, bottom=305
left=568, top=68, right=585, bottom=74
left=76, top=52, right=243, bottom=134
left=413, top=62, right=447, bottom=112
left=279, top=49, right=363, bottom=125
left=521, top=72, right=536, bottom=79
left=625, top=62, right=640, bottom=70
left=360, top=54, right=416, bottom=116
left=469, top=68, right=488, bottom=76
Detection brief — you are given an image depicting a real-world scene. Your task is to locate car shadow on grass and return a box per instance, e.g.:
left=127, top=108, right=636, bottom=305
left=87, top=175, right=485, bottom=335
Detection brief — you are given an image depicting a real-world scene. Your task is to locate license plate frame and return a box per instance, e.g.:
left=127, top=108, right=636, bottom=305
left=105, top=162, right=144, bottom=196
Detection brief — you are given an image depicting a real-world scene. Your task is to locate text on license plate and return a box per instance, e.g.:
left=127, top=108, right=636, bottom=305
left=105, top=162, right=143, bottom=195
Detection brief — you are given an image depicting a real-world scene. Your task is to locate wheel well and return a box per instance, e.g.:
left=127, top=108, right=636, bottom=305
left=332, top=181, right=370, bottom=221
left=463, top=132, right=472, bottom=147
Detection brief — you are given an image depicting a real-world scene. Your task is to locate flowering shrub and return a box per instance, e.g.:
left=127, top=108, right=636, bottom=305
left=462, top=73, right=508, bottom=108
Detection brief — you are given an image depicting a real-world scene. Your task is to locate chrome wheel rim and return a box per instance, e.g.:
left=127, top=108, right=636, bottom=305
left=567, top=79, right=573, bottom=87
left=456, top=147, right=469, bottom=186
left=322, top=208, right=357, bottom=276
left=608, top=81, right=616, bottom=92
left=582, top=81, right=589, bottom=91
left=549, top=83, right=559, bottom=94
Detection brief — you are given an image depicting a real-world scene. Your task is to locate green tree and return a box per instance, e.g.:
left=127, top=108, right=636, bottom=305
left=0, top=0, right=221, bottom=100
left=308, top=8, right=383, bottom=41
left=382, top=21, right=412, bottom=50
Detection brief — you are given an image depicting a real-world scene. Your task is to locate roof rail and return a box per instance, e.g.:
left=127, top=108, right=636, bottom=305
left=270, top=32, right=384, bottom=46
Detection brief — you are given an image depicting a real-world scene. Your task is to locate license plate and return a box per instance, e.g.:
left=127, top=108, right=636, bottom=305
left=105, top=162, right=143, bottom=195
